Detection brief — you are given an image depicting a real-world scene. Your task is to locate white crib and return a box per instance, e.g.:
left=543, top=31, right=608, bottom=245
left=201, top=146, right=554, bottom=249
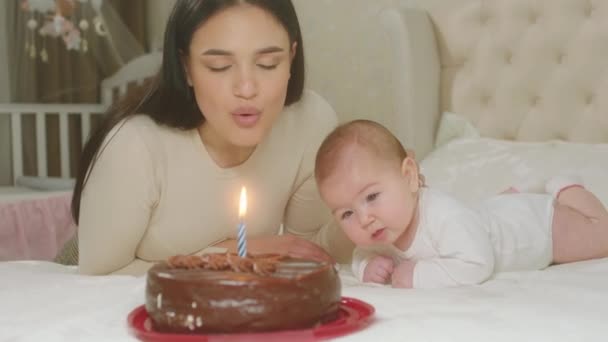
left=0, top=103, right=104, bottom=190
left=0, top=51, right=162, bottom=195
left=0, top=51, right=161, bottom=261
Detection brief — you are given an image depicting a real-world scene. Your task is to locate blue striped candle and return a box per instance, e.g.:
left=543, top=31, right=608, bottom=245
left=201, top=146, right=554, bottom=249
left=237, top=221, right=247, bottom=257
left=237, top=187, right=248, bottom=257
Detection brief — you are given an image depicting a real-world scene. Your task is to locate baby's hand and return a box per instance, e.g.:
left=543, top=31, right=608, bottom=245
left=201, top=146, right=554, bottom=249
left=391, top=259, right=417, bottom=288
left=362, top=255, right=395, bottom=284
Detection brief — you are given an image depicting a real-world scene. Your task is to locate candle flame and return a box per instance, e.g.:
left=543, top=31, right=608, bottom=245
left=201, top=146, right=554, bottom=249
left=239, top=186, right=247, bottom=218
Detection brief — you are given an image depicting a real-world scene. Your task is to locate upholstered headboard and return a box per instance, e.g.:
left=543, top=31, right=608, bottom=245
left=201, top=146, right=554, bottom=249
left=295, top=0, right=607, bottom=159
left=380, top=0, right=608, bottom=156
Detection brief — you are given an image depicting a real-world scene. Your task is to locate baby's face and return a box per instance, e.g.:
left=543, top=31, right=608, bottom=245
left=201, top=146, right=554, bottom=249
left=319, top=148, right=419, bottom=247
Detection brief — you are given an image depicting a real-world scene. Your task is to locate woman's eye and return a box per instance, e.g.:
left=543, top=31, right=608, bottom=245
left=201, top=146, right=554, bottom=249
left=366, top=192, right=379, bottom=202
left=208, top=65, right=231, bottom=72
left=340, top=211, right=353, bottom=221
left=258, top=64, right=278, bottom=70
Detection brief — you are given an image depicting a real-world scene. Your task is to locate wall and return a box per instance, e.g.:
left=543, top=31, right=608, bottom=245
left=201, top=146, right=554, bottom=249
left=0, top=1, right=12, bottom=185
left=146, top=0, right=176, bottom=51
left=294, top=0, right=406, bottom=125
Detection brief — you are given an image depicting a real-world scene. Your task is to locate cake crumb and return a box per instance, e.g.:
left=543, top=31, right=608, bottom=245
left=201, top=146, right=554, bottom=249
left=186, top=314, right=195, bottom=331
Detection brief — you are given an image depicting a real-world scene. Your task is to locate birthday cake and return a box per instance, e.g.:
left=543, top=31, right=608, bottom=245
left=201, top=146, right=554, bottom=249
left=145, top=253, right=341, bottom=334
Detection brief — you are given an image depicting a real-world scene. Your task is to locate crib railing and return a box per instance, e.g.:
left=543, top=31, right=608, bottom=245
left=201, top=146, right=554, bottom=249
left=0, top=103, right=106, bottom=185
left=100, top=51, right=161, bottom=106
left=0, top=52, right=161, bottom=187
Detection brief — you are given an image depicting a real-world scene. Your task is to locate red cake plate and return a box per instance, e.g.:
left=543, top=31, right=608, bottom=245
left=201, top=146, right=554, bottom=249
left=127, top=297, right=374, bottom=342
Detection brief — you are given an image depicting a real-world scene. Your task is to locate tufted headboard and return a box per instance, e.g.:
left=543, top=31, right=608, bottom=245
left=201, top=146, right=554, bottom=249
left=379, top=0, right=608, bottom=157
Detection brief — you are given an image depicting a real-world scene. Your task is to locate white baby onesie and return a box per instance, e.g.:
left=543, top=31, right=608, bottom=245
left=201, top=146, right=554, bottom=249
left=352, top=187, right=554, bottom=288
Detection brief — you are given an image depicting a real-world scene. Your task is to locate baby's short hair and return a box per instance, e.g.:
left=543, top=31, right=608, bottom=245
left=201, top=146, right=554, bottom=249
left=315, top=119, right=408, bottom=183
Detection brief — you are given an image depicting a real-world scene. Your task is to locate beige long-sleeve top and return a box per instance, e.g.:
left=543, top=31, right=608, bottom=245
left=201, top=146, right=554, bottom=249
left=78, top=90, right=353, bottom=275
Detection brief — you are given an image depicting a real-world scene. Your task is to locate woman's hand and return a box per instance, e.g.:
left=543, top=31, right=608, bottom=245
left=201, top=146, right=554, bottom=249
left=214, top=235, right=334, bottom=263
left=362, top=255, right=394, bottom=284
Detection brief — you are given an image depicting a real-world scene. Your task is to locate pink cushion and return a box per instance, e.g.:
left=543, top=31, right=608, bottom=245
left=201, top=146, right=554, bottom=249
left=0, top=192, right=75, bottom=261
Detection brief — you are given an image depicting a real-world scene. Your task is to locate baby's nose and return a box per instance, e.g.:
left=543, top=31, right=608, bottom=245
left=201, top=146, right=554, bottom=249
left=358, top=211, right=375, bottom=228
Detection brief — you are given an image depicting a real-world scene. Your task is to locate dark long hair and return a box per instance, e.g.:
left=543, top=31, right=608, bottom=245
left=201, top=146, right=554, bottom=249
left=71, top=0, right=305, bottom=223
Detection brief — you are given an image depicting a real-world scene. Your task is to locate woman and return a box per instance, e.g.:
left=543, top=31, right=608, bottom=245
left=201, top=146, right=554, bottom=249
left=72, top=0, right=353, bottom=275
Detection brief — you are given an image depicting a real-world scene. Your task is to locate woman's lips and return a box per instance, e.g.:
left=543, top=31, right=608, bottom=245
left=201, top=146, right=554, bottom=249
left=371, top=228, right=386, bottom=240
left=232, top=107, right=261, bottom=128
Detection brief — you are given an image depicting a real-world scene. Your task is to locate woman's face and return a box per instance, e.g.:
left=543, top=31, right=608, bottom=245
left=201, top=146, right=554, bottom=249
left=183, top=3, right=295, bottom=148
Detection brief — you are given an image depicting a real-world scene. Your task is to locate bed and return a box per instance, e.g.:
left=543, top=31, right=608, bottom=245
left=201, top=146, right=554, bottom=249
left=0, top=52, right=161, bottom=261
left=2, top=0, right=608, bottom=341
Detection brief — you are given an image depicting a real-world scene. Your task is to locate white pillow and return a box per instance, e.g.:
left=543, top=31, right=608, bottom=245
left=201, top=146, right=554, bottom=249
left=433, top=112, right=480, bottom=148
left=421, top=114, right=608, bottom=206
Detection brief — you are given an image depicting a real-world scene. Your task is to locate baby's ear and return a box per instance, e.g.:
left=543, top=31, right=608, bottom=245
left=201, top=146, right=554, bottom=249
left=400, top=157, right=420, bottom=192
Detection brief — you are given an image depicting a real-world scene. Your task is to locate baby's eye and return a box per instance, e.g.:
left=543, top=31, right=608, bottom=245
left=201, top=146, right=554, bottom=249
left=366, top=192, right=379, bottom=202
left=340, top=211, right=353, bottom=221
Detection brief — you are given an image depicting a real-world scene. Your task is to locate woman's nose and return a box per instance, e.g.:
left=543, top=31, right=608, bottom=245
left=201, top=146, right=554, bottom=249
left=233, top=67, right=258, bottom=99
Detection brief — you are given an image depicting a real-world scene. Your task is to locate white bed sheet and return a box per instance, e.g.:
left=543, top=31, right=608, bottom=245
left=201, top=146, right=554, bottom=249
left=2, top=258, right=608, bottom=342
left=3, top=131, right=608, bottom=341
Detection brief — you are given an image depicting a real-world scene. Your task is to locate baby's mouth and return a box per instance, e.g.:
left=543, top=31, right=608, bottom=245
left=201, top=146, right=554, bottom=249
left=371, top=228, right=386, bottom=240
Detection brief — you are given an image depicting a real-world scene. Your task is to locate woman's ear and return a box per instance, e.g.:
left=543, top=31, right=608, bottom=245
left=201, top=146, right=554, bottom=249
left=401, top=157, right=420, bottom=192
left=180, top=51, right=193, bottom=86
left=290, top=41, right=297, bottom=63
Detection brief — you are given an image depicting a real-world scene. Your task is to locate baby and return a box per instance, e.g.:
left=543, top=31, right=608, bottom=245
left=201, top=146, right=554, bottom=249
left=314, top=119, right=608, bottom=289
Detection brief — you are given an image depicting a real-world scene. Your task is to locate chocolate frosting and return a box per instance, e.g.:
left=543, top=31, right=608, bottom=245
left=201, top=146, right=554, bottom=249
left=145, top=253, right=341, bottom=333
left=166, top=253, right=284, bottom=276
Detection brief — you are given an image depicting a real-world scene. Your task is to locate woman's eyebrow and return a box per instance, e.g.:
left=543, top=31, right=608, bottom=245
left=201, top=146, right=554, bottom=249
left=255, top=46, right=284, bottom=54
left=201, top=46, right=285, bottom=56
left=201, top=49, right=231, bottom=56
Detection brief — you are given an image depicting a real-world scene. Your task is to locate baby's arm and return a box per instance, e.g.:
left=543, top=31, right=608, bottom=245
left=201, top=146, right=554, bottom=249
left=352, top=248, right=393, bottom=284
left=391, top=259, right=417, bottom=288
left=410, top=210, right=495, bottom=288
left=363, top=255, right=395, bottom=284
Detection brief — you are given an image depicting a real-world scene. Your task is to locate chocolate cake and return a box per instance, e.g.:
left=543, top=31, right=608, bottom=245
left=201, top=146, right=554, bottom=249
left=145, top=253, right=341, bottom=334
